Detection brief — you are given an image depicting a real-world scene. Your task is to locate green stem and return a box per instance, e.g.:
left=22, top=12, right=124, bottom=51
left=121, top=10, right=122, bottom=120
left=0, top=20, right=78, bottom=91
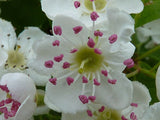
left=136, top=45, right=160, bottom=61
left=126, top=69, right=139, bottom=78
left=140, top=68, right=156, bottom=79
left=150, top=61, right=160, bottom=72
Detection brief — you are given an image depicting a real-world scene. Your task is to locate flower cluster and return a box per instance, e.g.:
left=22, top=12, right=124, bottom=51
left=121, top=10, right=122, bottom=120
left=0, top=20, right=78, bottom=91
left=0, top=0, right=160, bottom=120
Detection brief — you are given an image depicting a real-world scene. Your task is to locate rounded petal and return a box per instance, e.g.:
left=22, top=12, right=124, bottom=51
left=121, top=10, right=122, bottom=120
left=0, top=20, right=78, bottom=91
left=17, top=27, right=49, bottom=59
left=141, top=102, right=160, bottom=120
left=15, top=96, right=36, bottom=120
left=41, top=0, right=77, bottom=20
left=0, top=18, right=17, bottom=50
left=53, top=15, right=89, bottom=45
left=107, top=0, right=144, bottom=14
left=0, top=73, right=36, bottom=102
left=122, top=81, right=151, bottom=119
left=95, top=71, right=133, bottom=110
left=95, top=8, right=134, bottom=45
left=156, top=66, right=160, bottom=100
left=45, top=72, right=90, bottom=113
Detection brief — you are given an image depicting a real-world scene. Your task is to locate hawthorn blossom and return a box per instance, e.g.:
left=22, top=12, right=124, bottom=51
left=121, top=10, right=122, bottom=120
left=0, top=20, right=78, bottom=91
left=0, top=73, right=36, bottom=120
left=61, top=81, right=151, bottom=120
left=41, top=0, right=143, bottom=26
left=136, top=19, right=160, bottom=48
left=29, top=9, right=135, bottom=113
left=156, top=66, right=160, bottom=100
left=0, top=19, right=50, bottom=86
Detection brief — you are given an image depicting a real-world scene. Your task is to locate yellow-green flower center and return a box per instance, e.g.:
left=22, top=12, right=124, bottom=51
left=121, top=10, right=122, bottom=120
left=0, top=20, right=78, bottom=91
left=6, top=45, right=26, bottom=69
left=74, top=46, right=104, bottom=74
left=84, top=0, right=107, bottom=11
left=94, top=108, right=121, bottom=120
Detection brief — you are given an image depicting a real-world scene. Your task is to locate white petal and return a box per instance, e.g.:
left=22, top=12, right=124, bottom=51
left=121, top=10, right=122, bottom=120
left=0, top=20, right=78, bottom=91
left=104, top=42, right=135, bottom=71
left=0, top=73, right=36, bottom=102
left=41, top=0, right=77, bottom=20
left=15, top=96, right=36, bottom=120
left=122, top=81, right=151, bottom=119
left=28, top=36, right=69, bottom=76
left=96, top=8, right=134, bottom=43
left=53, top=15, right=89, bottom=45
left=17, top=27, right=49, bottom=58
left=26, top=68, right=49, bottom=86
left=141, top=102, right=160, bottom=120
left=62, top=111, right=92, bottom=120
left=107, top=0, right=144, bottom=14
left=0, top=18, right=17, bottom=50
left=45, top=72, right=90, bottom=113
left=95, top=71, right=133, bottom=110
left=156, top=66, right=160, bottom=100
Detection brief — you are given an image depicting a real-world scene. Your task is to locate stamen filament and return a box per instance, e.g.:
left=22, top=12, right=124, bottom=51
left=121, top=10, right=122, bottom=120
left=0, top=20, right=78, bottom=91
left=78, top=58, right=90, bottom=74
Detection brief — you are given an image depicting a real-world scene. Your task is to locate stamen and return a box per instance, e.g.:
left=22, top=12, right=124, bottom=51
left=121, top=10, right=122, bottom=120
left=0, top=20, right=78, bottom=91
left=130, top=103, right=138, bottom=107
left=15, top=45, right=21, bottom=52
left=93, top=78, right=100, bottom=86
left=94, top=30, right=103, bottom=37
left=130, top=112, right=137, bottom=120
left=87, top=109, right=93, bottom=117
left=90, top=11, right=99, bottom=21
left=0, top=85, right=9, bottom=93
left=94, top=48, right=102, bottom=54
left=108, top=34, right=118, bottom=44
left=108, top=79, right=117, bottom=84
left=73, top=26, right=83, bottom=34
left=70, top=48, right=78, bottom=53
left=79, top=95, right=88, bottom=104
left=101, top=70, right=108, bottom=77
left=49, top=78, right=57, bottom=85
left=78, top=58, right=90, bottom=74
left=88, top=96, right=96, bottom=102
left=54, top=54, right=64, bottom=62
left=63, top=62, right=70, bottom=69
left=123, top=59, right=134, bottom=68
left=66, top=77, right=74, bottom=86
left=53, top=26, right=62, bottom=36
left=52, top=40, right=60, bottom=46
left=121, top=115, right=128, bottom=120
left=87, top=37, right=95, bottom=48
left=82, top=76, right=88, bottom=83
left=74, top=1, right=81, bottom=8
left=99, top=106, right=105, bottom=112
left=44, top=60, right=54, bottom=68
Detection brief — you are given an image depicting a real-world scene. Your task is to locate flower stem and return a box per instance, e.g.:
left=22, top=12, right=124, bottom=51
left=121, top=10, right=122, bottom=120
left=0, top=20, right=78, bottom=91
left=126, top=69, right=139, bottom=78
left=136, top=45, right=160, bottom=61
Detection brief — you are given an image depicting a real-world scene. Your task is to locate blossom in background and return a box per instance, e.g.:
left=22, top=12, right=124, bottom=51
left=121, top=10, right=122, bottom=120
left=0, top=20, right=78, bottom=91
left=0, top=73, right=36, bottom=120
left=29, top=8, right=136, bottom=113
left=136, top=19, right=160, bottom=48
left=0, top=19, right=50, bottom=86
left=41, top=0, right=143, bottom=27
left=156, top=66, right=160, bottom=100
left=61, top=81, right=151, bottom=120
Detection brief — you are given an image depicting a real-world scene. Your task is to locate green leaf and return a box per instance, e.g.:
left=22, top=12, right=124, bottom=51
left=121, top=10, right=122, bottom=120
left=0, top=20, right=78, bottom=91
left=135, top=0, right=160, bottom=27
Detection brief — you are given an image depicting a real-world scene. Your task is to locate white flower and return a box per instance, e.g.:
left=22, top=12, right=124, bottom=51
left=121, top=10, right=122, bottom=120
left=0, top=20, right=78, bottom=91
left=156, top=66, right=160, bottom=100
left=0, top=19, right=50, bottom=86
left=0, top=73, right=36, bottom=120
left=136, top=19, right=160, bottom=48
left=30, top=9, right=135, bottom=113
left=61, top=81, right=151, bottom=120
left=41, top=0, right=143, bottom=27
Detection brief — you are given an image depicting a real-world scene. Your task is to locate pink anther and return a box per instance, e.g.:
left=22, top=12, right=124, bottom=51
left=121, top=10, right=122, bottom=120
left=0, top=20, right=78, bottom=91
left=66, top=77, right=74, bottom=86
left=94, top=48, right=102, bottom=54
left=108, top=34, right=118, bottom=44
left=90, top=11, right=99, bottom=21
left=44, top=60, right=54, bottom=68
left=101, top=70, right=108, bottom=77
left=52, top=40, right=60, bottom=46
left=54, top=54, right=64, bottom=62
left=82, top=76, right=88, bottom=83
left=74, top=1, right=80, bottom=8
left=87, top=110, right=93, bottom=117
left=88, top=96, right=96, bottom=102
left=130, top=103, right=138, bottom=107
left=73, top=26, right=83, bottom=34
left=94, top=78, right=100, bottom=86
left=70, top=48, right=78, bottom=53
left=63, top=62, right=70, bottom=69
left=87, top=38, right=95, bottom=48
left=49, top=78, right=57, bottom=85
left=108, top=79, right=117, bottom=84
left=99, top=106, right=105, bottom=112
left=79, top=95, right=88, bottom=104
left=53, top=26, right=62, bottom=36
